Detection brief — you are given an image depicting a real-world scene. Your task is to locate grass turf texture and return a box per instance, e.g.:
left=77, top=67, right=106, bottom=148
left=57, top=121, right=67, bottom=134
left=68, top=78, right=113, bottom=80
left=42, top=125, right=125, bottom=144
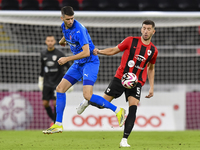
left=0, top=131, right=199, bottom=150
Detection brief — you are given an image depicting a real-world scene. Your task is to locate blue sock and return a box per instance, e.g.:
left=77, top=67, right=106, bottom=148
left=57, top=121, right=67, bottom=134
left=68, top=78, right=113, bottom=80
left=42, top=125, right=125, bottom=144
left=90, top=94, right=117, bottom=112
left=56, top=92, right=66, bottom=123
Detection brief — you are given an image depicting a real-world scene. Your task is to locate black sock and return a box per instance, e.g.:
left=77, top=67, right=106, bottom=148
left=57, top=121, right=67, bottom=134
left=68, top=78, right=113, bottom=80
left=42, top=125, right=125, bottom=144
left=123, top=105, right=137, bottom=139
left=45, top=106, right=54, bottom=121
left=88, top=101, right=103, bottom=109
left=53, top=106, right=57, bottom=123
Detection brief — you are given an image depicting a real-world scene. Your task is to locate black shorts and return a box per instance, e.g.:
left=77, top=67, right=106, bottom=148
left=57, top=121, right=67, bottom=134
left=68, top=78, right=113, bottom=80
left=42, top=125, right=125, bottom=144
left=104, top=77, right=142, bottom=102
left=42, top=86, right=56, bottom=101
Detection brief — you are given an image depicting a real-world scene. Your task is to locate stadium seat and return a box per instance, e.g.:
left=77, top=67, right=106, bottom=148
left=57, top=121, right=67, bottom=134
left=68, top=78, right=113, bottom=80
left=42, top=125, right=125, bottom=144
left=138, top=0, right=159, bottom=11
left=1, top=0, right=19, bottom=10
left=117, top=0, right=139, bottom=11
left=81, top=0, right=99, bottom=11
left=158, top=0, right=179, bottom=11
left=98, top=0, right=117, bottom=11
left=176, top=0, right=199, bottom=11
left=42, top=0, right=60, bottom=10
left=62, top=0, right=80, bottom=10
left=198, top=1, right=200, bottom=10
left=21, top=0, right=39, bottom=10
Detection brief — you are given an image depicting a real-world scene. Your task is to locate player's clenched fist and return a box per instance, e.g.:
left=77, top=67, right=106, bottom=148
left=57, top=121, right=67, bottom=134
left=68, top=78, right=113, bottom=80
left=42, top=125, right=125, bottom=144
left=58, top=57, right=68, bottom=65
left=93, top=48, right=99, bottom=55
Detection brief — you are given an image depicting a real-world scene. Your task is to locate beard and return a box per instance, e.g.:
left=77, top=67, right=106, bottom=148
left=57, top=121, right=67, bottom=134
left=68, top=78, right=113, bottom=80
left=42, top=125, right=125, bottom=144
left=142, top=35, right=151, bottom=41
left=66, top=23, right=73, bottom=28
left=48, top=45, right=54, bottom=50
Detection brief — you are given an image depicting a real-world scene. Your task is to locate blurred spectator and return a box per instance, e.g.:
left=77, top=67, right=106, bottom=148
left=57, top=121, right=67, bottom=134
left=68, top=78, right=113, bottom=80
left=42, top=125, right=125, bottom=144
left=21, top=0, right=39, bottom=10
left=62, top=0, right=80, bottom=10
left=1, top=0, right=19, bottom=10
left=42, top=0, right=60, bottom=10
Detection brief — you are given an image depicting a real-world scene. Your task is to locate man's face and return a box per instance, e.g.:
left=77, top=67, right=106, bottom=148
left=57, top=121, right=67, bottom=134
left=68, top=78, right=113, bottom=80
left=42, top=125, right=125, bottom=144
left=141, top=24, right=155, bottom=41
left=61, top=15, right=74, bottom=29
left=45, top=36, right=56, bottom=49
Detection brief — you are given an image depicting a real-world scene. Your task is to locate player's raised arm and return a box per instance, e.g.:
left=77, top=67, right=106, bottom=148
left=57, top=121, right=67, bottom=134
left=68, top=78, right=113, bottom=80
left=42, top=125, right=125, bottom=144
left=97, top=46, right=121, bottom=56
left=59, top=36, right=66, bottom=47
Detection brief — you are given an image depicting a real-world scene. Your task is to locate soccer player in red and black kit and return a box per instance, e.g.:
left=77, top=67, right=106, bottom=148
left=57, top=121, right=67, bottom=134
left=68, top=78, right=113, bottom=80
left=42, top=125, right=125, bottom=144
left=77, top=20, right=158, bottom=147
left=38, top=35, right=71, bottom=124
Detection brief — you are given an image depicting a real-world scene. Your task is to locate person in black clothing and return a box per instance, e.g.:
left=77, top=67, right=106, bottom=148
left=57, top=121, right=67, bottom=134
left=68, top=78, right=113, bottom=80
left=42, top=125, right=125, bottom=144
left=38, top=35, right=71, bottom=123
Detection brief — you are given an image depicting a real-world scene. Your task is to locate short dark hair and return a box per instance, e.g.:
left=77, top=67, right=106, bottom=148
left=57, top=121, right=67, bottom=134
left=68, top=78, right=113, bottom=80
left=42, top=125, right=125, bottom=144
left=61, top=6, right=74, bottom=16
left=46, top=35, right=54, bottom=37
left=142, top=20, right=155, bottom=28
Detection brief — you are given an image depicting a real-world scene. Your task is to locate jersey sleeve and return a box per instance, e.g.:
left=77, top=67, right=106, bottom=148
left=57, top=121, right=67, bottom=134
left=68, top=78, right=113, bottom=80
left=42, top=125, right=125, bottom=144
left=117, top=37, right=132, bottom=52
left=39, top=52, right=44, bottom=77
left=76, top=27, right=89, bottom=48
left=149, top=48, right=158, bottom=64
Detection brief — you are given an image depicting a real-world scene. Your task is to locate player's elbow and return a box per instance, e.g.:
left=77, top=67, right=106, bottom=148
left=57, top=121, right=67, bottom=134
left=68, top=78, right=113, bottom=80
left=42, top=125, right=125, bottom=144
left=148, top=63, right=155, bottom=70
left=84, top=51, right=90, bottom=57
left=82, top=44, right=90, bottom=57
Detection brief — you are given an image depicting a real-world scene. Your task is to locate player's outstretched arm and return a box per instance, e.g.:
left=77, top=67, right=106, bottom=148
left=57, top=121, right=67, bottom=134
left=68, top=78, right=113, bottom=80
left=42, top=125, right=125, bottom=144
left=97, top=46, right=121, bottom=56
left=145, top=63, right=155, bottom=98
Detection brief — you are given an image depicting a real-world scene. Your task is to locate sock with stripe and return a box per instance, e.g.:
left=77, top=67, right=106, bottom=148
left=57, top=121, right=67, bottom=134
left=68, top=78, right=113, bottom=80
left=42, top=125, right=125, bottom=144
left=123, top=105, right=137, bottom=139
left=89, top=94, right=117, bottom=112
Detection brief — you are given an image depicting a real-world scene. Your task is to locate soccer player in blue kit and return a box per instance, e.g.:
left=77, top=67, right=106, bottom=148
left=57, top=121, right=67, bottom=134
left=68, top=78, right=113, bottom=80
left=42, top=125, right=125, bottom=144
left=42, top=6, right=125, bottom=134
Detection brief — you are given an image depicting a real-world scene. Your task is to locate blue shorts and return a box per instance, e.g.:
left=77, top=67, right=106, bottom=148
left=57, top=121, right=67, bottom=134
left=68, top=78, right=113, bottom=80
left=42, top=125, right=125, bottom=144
left=63, top=61, right=100, bottom=86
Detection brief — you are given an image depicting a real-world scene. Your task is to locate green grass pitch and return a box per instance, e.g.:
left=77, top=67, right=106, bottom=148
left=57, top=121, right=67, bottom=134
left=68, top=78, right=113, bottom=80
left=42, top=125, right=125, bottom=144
left=0, top=130, right=199, bottom=150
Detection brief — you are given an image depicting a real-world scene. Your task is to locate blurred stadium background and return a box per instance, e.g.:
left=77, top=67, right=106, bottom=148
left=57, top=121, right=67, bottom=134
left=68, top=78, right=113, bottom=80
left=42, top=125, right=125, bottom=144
left=0, top=0, right=200, bottom=11
left=0, top=0, right=200, bottom=131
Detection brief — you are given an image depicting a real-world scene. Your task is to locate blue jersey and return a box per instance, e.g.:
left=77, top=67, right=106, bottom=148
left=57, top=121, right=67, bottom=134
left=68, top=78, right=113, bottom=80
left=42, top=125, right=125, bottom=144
left=61, top=20, right=99, bottom=64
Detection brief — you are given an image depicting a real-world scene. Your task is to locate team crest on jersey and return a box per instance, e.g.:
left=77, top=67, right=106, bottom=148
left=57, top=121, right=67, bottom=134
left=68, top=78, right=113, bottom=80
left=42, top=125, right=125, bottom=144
left=52, top=55, right=57, bottom=61
left=106, top=88, right=110, bottom=93
left=128, top=60, right=135, bottom=67
left=147, top=50, right=152, bottom=56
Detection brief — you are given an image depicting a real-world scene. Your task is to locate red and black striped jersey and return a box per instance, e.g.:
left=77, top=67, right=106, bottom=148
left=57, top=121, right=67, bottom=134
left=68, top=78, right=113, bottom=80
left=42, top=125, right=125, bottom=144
left=115, top=36, right=158, bottom=86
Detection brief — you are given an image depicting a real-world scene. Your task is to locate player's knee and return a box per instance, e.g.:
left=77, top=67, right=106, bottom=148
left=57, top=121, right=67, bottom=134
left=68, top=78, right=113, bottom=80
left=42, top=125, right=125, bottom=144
left=43, top=101, right=49, bottom=107
left=128, top=97, right=139, bottom=106
left=56, top=85, right=65, bottom=93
